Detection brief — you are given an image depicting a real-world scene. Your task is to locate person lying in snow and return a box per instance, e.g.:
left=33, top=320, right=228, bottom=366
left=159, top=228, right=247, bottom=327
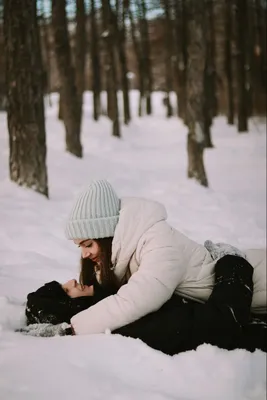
left=63, top=180, right=266, bottom=336
left=20, top=254, right=267, bottom=355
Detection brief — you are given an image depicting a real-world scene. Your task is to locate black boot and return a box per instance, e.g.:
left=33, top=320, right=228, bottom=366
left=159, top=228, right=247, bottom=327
left=240, top=315, right=267, bottom=352
left=208, top=255, right=254, bottom=327
left=191, top=255, right=254, bottom=350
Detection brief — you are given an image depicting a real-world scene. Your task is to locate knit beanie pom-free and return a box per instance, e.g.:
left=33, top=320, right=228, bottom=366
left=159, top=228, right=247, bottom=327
left=65, top=180, right=120, bottom=240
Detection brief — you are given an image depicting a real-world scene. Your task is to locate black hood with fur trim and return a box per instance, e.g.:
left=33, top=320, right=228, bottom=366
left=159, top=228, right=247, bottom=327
left=26, top=279, right=114, bottom=325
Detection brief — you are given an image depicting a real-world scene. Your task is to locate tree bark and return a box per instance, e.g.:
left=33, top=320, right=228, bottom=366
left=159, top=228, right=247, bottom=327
left=0, top=46, right=6, bottom=111
left=235, top=0, right=248, bottom=132
left=90, top=0, right=101, bottom=121
left=246, top=0, right=254, bottom=117
left=139, top=0, right=153, bottom=115
left=4, top=0, right=49, bottom=197
left=128, top=5, right=145, bottom=117
left=75, top=0, right=86, bottom=115
left=163, top=0, right=173, bottom=118
left=58, top=92, right=63, bottom=119
left=225, top=0, right=235, bottom=125
left=52, top=0, right=83, bottom=156
left=255, top=0, right=266, bottom=92
left=254, top=0, right=267, bottom=115
left=101, top=0, right=120, bottom=137
left=115, top=1, right=131, bottom=124
left=173, top=0, right=187, bottom=120
left=206, top=0, right=218, bottom=117
left=39, top=0, right=52, bottom=106
left=186, top=0, right=208, bottom=187
left=203, top=0, right=216, bottom=148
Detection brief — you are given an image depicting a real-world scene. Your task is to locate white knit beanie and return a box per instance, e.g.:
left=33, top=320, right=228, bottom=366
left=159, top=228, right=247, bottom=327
left=65, top=180, right=120, bottom=240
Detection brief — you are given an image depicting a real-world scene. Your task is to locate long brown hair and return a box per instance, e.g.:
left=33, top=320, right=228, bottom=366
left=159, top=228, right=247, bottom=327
left=79, top=237, right=119, bottom=292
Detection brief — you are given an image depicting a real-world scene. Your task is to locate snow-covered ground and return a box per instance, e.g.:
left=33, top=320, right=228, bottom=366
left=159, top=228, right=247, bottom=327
left=0, top=91, right=266, bottom=400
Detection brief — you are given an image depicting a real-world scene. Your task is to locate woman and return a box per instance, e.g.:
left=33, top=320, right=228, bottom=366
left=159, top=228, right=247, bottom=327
left=22, top=254, right=266, bottom=354
left=64, top=180, right=266, bottom=336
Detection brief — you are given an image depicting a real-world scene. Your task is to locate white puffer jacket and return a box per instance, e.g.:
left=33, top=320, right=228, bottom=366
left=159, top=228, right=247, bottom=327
left=71, top=198, right=266, bottom=335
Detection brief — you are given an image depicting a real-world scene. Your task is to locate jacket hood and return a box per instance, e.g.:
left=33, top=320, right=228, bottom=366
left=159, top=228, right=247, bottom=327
left=111, top=197, right=167, bottom=278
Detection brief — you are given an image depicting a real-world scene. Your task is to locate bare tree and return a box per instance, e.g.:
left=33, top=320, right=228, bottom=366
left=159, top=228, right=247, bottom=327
left=225, top=0, right=235, bottom=125
left=163, top=0, right=174, bottom=117
left=0, top=0, right=6, bottom=111
left=90, top=0, right=102, bottom=121
left=186, top=0, right=208, bottom=187
left=4, top=0, right=49, bottom=197
left=235, top=0, right=248, bottom=132
left=245, top=0, right=254, bottom=118
left=138, top=0, right=153, bottom=115
left=255, top=0, right=266, bottom=92
left=39, top=0, right=52, bottom=106
left=115, top=0, right=131, bottom=124
left=173, top=0, right=187, bottom=120
left=75, top=0, right=86, bottom=126
left=101, top=0, right=120, bottom=137
left=203, top=0, right=216, bottom=147
left=128, top=4, right=145, bottom=116
left=52, top=0, right=83, bottom=156
left=253, top=0, right=267, bottom=115
left=206, top=0, right=217, bottom=117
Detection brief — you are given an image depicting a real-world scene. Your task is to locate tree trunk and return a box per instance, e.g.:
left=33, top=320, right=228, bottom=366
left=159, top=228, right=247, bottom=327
left=39, top=0, right=52, bottom=107
left=186, top=0, right=208, bottom=187
left=75, top=0, right=86, bottom=128
left=255, top=0, right=266, bottom=92
left=139, top=0, right=153, bottom=115
left=128, top=6, right=145, bottom=117
left=163, top=0, right=173, bottom=118
left=58, top=92, right=63, bottom=119
left=115, top=1, right=131, bottom=125
left=101, top=0, right=120, bottom=137
left=90, top=0, right=101, bottom=121
left=0, top=87, right=6, bottom=111
left=254, top=0, right=267, bottom=115
left=246, top=0, right=253, bottom=117
left=202, top=0, right=216, bottom=148
left=171, top=0, right=180, bottom=117
left=235, top=0, right=248, bottom=132
left=173, top=0, right=187, bottom=120
left=0, top=41, right=6, bottom=111
left=225, top=0, right=235, bottom=125
left=203, top=61, right=214, bottom=148
left=52, top=0, right=83, bottom=156
left=206, top=0, right=218, bottom=117
left=4, top=0, right=49, bottom=197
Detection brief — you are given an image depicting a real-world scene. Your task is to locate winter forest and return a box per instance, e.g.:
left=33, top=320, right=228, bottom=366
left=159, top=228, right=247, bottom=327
left=0, top=1, right=266, bottom=400
left=0, top=0, right=266, bottom=195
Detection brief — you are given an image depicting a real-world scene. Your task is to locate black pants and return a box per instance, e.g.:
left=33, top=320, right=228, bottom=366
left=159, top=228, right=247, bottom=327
left=112, top=256, right=267, bottom=355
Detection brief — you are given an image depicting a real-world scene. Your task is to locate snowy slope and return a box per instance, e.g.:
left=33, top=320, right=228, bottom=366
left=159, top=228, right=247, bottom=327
left=0, top=91, right=266, bottom=400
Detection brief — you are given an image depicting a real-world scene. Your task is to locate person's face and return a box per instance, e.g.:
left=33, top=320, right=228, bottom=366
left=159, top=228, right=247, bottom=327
left=73, top=239, right=101, bottom=263
left=62, top=279, right=94, bottom=298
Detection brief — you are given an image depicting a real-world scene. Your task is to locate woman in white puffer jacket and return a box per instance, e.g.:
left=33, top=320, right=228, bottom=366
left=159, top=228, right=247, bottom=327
left=65, top=180, right=266, bottom=335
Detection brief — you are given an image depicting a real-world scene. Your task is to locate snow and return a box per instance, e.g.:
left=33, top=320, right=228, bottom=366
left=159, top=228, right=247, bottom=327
left=101, top=30, right=109, bottom=37
left=0, top=91, right=266, bottom=400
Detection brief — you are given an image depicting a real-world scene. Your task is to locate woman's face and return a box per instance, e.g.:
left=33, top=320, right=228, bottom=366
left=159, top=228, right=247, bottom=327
left=73, top=239, right=101, bottom=263
left=62, top=279, right=94, bottom=298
